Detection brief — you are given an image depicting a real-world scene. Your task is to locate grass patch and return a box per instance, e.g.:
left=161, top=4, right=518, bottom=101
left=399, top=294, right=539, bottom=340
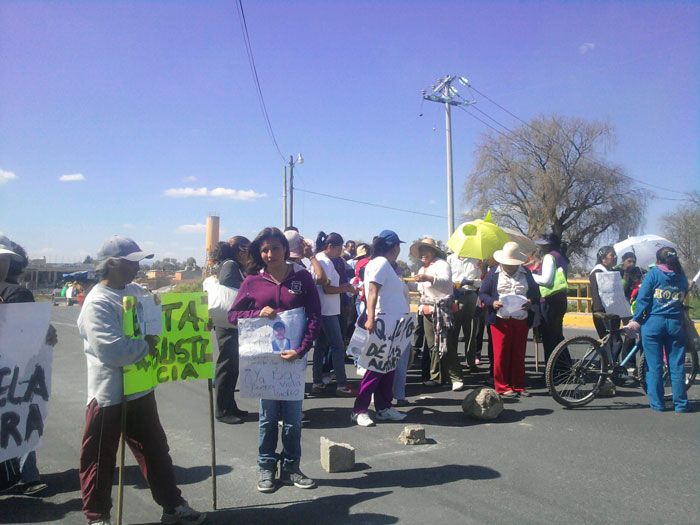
left=170, top=279, right=204, bottom=293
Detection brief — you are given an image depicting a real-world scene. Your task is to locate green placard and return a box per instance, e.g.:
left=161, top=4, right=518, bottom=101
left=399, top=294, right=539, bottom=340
left=123, top=292, right=214, bottom=396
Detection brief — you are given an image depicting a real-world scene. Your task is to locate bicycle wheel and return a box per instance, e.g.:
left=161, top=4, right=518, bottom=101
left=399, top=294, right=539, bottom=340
left=546, top=335, right=608, bottom=407
left=638, top=345, right=698, bottom=400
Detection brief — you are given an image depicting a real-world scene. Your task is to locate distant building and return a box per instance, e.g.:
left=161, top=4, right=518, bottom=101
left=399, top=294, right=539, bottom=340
left=173, top=269, right=201, bottom=281
left=24, top=258, right=94, bottom=290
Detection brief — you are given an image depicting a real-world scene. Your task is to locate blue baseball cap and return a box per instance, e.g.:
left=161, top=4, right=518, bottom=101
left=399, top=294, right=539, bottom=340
left=377, top=230, right=404, bottom=246
left=96, top=235, right=154, bottom=262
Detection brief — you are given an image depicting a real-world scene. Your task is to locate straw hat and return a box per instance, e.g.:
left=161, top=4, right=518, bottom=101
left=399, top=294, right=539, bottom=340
left=493, top=241, right=528, bottom=265
left=409, top=237, right=445, bottom=259
left=353, top=244, right=369, bottom=259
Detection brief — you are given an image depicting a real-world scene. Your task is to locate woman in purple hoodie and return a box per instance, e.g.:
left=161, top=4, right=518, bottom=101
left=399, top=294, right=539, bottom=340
left=228, top=227, right=321, bottom=493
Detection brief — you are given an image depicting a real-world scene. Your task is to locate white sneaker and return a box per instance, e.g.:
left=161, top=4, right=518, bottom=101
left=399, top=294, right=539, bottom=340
left=351, top=412, right=375, bottom=426
left=452, top=381, right=465, bottom=391
left=375, top=407, right=406, bottom=421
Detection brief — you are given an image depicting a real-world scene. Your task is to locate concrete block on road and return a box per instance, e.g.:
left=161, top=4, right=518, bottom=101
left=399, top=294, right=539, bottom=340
left=398, top=424, right=427, bottom=445
left=320, top=436, right=355, bottom=473
left=462, top=387, right=504, bottom=420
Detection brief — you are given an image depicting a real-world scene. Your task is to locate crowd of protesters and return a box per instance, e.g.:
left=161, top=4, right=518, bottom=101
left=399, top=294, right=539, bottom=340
left=0, top=226, right=696, bottom=524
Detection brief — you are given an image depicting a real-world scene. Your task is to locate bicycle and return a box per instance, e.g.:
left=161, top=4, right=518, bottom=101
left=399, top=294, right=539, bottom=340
left=545, top=312, right=698, bottom=408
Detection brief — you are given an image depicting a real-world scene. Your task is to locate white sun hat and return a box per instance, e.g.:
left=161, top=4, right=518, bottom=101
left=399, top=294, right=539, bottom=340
left=493, top=241, right=528, bottom=266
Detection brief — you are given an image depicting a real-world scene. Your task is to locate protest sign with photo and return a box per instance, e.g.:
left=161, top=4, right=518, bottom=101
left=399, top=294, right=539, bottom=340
left=123, top=292, right=214, bottom=396
left=0, top=303, right=53, bottom=463
left=238, top=308, right=307, bottom=401
left=347, top=313, right=415, bottom=374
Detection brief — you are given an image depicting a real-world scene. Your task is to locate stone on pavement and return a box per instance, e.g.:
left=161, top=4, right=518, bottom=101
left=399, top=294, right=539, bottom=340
left=462, top=387, right=504, bottom=420
left=320, top=436, right=356, bottom=472
left=398, top=424, right=427, bottom=445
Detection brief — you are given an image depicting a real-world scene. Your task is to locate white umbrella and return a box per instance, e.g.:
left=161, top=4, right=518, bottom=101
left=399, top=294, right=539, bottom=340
left=500, top=227, right=538, bottom=255
left=614, top=235, right=677, bottom=270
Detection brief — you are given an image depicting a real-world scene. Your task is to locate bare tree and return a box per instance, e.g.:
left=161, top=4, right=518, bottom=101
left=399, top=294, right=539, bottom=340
left=661, top=197, right=699, bottom=271
left=464, top=115, right=649, bottom=259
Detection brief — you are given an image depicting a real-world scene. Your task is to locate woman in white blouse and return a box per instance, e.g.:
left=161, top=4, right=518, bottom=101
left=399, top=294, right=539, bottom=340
left=412, top=237, right=464, bottom=390
left=479, top=242, right=541, bottom=398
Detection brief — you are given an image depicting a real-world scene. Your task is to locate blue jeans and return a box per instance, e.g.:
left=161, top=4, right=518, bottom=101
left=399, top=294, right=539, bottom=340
left=641, top=316, right=689, bottom=412
left=258, top=399, right=303, bottom=471
left=392, top=346, right=412, bottom=400
left=313, top=315, right=348, bottom=387
left=20, top=451, right=40, bottom=483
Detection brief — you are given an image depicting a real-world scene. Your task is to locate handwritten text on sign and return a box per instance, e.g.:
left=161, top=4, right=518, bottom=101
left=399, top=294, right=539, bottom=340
left=348, top=313, right=415, bottom=374
left=123, top=292, right=214, bottom=396
left=0, top=302, right=53, bottom=462
left=238, top=308, right=306, bottom=401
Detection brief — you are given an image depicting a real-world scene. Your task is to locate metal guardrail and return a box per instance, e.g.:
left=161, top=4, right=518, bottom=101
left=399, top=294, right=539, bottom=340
left=567, top=279, right=592, bottom=313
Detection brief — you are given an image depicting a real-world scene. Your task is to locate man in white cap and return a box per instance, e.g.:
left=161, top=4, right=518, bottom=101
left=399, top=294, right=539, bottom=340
left=77, top=236, right=205, bottom=525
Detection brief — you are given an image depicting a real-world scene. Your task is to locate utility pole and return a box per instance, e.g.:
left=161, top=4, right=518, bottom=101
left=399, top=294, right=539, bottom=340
left=282, top=166, right=288, bottom=229
left=288, top=156, right=295, bottom=228
left=422, top=75, right=475, bottom=238
left=286, top=153, right=303, bottom=228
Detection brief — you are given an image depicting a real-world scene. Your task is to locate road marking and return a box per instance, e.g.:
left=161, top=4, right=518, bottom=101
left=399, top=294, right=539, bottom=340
left=52, top=321, right=77, bottom=327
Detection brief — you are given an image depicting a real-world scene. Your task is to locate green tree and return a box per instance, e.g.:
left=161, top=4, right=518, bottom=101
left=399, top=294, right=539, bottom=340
left=395, top=260, right=412, bottom=277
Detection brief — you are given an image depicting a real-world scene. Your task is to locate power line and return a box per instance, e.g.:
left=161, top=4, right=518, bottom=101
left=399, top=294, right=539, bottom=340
left=466, top=83, right=690, bottom=197
left=235, top=0, right=286, bottom=162
left=295, top=188, right=447, bottom=219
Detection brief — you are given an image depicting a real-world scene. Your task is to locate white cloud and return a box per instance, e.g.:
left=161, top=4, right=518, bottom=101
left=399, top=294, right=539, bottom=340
left=176, top=223, right=207, bottom=233
left=209, top=187, right=266, bottom=200
left=164, top=187, right=209, bottom=198
left=0, top=169, right=17, bottom=184
left=579, top=42, right=595, bottom=55
left=183, top=175, right=198, bottom=182
left=163, top=186, right=266, bottom=200
left=59, top=173, right=86, bottom=182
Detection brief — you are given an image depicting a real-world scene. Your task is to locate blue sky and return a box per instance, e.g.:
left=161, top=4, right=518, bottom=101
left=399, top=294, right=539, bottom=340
left=1, top=1, right=698, bottom=264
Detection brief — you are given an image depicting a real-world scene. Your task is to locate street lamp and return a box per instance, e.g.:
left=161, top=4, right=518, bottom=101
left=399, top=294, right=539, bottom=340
left=283, top=153, right=303, bottom=229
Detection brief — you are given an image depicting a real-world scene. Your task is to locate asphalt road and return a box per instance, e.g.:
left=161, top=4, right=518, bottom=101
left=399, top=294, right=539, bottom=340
left=1, top=306, right=698, bottom=525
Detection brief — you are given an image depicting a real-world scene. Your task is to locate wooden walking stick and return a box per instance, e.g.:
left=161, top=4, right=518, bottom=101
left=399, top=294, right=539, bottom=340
left=207, top=379, right=217, bottom=510
left=116, top=396, right=127, bottom=525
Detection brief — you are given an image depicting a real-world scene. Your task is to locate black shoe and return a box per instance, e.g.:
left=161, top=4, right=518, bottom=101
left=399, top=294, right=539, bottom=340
left=279, top=464, right=316, bottom=489
left=21, top=482, right=48, bottom=496
left=217, top=414, right=243, bottom=425
left=257, top=468, right=276, bottom=493
left=231, top=407, right=249, bottom=418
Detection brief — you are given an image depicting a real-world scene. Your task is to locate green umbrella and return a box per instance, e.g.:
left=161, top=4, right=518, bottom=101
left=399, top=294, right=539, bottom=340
left=447, top=217, right=510, bottom=260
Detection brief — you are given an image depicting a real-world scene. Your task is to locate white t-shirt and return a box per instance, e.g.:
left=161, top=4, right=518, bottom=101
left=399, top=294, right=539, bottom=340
left=364, top=257, right=410, bottom=315
left=313, top=252, right=341, bottom=316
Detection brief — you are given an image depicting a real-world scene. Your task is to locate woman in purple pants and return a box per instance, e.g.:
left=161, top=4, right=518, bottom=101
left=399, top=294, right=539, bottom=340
left=351, top=230, right=410, bottom=427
